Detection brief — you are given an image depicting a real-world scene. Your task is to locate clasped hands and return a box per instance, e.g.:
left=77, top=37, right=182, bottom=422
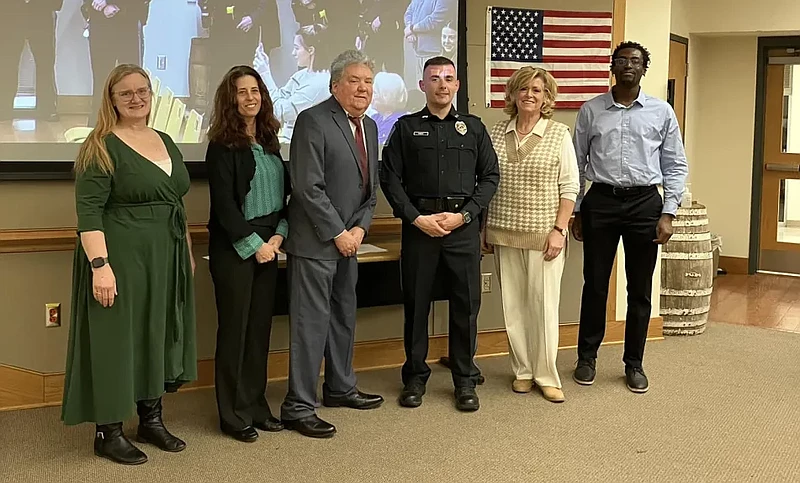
left=255, top=235, right=284, bottom=264
left=334, top=227, right=366, bottom=258
left=413, top=212, right=464, bottom=238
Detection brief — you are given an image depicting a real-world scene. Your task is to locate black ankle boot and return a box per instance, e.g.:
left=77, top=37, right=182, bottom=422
left=136, top=397, right=186, bottom=452
left=94, top=423, right=148, bottom=465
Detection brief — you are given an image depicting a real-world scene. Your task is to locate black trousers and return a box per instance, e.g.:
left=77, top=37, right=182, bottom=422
left=401, top=220, right=482, bottom=388
left=88, top=12, right=142, bottom=124
left=577, top=184, right=662, bottom=369
left=0, top=8, right=57, bottom=116
left=208, top=216, right=278, bottom=430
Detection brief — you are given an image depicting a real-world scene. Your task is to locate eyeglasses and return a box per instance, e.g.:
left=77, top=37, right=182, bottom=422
left=612, top=57, right=644, bottom=67
left=114, top=87, right=151, bottom=103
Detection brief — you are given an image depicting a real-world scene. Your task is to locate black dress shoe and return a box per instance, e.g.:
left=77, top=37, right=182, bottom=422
left=253, top=416, right=284, bottom=432
left=95, top=423, right=148, bottom=465
left=454, top=387, right=480, bottom=412
left=398, top=383, right=426, bottom=408
left=573, top=358, right=597, bottom=385
left=625, top=366, right=649, bottom=393
left=323, top=390, right=384, bottom=410
left=221, top=424, right=259, bottom=443
left=135, top=398, right=186, bottom=452
left=283, top=415, right=336, bottom=439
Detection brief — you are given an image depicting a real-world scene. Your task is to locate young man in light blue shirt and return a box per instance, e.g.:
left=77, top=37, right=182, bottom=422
left=571, top=41, right=688, bottom=393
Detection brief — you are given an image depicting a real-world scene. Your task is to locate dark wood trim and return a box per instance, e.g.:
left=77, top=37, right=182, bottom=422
left=750, top=37, right=800, bottom=275
left=670, top=33, right=689, bottom=45
left=719, top=256, right=749, bottom=275
left=0, top=217, right=402, bottom=254
left=0, top=161, right=208, bottom=181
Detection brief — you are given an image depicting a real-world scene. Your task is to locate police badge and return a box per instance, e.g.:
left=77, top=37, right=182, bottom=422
left=455, top=120, right=467, bottom=135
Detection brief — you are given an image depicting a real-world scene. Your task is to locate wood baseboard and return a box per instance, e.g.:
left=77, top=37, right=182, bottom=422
left=719, top=256, right=749, bottom=275
left=0, top=318, right=663, bottom=411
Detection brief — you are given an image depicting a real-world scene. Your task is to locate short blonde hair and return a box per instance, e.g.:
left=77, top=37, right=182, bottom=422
left=503, top=67, right=558, bottom=119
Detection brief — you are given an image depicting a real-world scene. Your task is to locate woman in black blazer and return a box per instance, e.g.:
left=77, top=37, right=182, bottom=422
left=206, top=65, right=288, bottom=442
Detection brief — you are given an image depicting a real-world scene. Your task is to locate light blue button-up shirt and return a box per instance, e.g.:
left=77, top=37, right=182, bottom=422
left=573, top=89, right=688, bottom=215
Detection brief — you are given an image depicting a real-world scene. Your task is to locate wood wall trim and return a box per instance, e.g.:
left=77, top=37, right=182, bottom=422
left=719, top=256, right=749, bottom=275
left=0, top=319, right=663, bottom=411
left=612, top=0, right=626, bottom=48
left=0, top=217, right=403, bottom=254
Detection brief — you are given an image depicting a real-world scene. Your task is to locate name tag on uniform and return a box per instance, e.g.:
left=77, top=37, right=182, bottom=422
left=412, top=131, right=429, bottom=136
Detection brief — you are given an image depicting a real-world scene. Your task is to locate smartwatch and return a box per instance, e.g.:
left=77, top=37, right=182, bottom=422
left=459, top=210, right=472, bottom=224
left=91, top=257, right=109, bottom=269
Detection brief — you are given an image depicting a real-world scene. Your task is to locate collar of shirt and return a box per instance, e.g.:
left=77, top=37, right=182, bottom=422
left=602, top=88, right=648, bottom=110
left=506, top=116, right=549, bottom=137
left=420, top=105, right=459, bottom=121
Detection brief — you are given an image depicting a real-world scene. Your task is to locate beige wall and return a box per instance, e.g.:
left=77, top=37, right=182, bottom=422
left=670, top=0, right=690, bottom=39
left=685, top=35, right=758, bottom=258
left=687, top=0, right=800, bottom=35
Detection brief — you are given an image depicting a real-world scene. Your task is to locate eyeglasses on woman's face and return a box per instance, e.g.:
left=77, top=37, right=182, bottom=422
left=114, top=86, right=152, bottom=103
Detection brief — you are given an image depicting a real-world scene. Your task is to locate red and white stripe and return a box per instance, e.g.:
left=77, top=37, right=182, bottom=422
left=486, top=9, right=613, bottom=110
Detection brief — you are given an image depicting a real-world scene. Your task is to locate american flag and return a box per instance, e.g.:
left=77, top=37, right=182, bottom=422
left=486, top=7, right=613, bottom=110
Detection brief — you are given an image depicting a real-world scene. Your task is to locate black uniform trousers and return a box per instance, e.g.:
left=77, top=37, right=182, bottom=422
left=577, top=184, right=662, bottom=370
left=88, top=12, right=142, bottom=124
left=401, top=219, right=482, bottom=388
left=0, top=8, right=58, bottom=117
left=208, top=214, right=278, bottom=430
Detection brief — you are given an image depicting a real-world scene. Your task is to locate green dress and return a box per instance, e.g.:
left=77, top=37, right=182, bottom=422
left=61, top=131, right=197, bottom=426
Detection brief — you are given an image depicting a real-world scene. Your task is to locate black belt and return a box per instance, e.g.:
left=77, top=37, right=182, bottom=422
left=591, top=183, right=657, bottom=197
left=412, top=196, right=467, bottom=213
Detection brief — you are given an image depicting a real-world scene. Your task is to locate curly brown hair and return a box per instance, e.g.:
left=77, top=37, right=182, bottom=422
left=207, top=65, right=281, bottom=153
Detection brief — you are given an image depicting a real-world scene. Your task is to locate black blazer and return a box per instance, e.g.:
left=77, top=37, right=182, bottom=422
left=206, top=141, right=290, bottom=244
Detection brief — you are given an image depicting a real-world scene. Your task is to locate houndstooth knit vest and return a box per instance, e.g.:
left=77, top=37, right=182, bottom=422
left=486, top=118, right=568, bottom=251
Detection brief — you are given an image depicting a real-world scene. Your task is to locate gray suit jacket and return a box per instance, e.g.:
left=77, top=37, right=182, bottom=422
left=285, top=96, right=379, bottom=260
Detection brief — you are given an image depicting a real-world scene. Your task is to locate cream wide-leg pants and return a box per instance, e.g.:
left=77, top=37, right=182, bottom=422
left=495, top=245, right=565, bottom=388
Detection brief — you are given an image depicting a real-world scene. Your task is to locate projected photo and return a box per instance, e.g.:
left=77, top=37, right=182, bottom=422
left=0, top=0, right=458, bottom=148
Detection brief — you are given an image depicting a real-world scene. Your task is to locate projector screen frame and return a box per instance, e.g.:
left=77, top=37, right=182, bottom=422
left=0, top=0, right=468, bottom=181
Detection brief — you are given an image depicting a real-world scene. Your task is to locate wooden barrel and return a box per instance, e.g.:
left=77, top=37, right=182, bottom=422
left=660, top=202, right=713, bottom=336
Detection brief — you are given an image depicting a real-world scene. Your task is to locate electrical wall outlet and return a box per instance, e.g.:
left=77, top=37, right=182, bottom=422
left=481, top=273, right=492, bottom=293
left=157, top=55, right=167, bottom=71
left=45, top=303, right=61, bottom=327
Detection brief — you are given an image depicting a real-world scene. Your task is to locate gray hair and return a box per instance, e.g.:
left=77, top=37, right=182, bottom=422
left=329, top=49, right=375, bottom=91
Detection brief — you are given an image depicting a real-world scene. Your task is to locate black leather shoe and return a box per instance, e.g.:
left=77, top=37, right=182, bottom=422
left=625, top=366, right=649, bottom=393
left=136, top=398, right=186, bottom=452
left=573, top=358, right=597, bottom=385
left=221, top=424, right=259, bottom=443
left=283, top=415, right=336, bottom=439
left=95, top=423, right=148, bottom=465
left=323, top=390, right=384, bottom=410
left=398, top=383, right=426, bottom=408
left=454, top=387, right=480, bottom=412
left=253, top=416, right=284, bottom=432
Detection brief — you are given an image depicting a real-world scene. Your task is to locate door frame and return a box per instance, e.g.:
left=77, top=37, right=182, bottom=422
left=750, top=36, right=800, bottom=274
left=668, top=34, right=689, bottom=136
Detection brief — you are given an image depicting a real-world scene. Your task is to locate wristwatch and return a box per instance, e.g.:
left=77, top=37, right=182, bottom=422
left=91, top=257, right=109, bottom=269
left=459, top=210, right=472, bottom=224
left=553, top=225, right=567, bottom=236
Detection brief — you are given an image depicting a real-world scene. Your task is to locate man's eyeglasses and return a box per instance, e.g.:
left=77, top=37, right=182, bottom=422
left=612, top=57, right=643, bottom=67
left=114, top=87, right=152, bottom=103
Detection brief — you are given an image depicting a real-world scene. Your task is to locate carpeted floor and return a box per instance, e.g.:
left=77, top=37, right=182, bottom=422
left=2, top=322, right=799, bottom=483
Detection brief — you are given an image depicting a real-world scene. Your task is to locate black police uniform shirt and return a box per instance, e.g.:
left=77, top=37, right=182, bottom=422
left=380, top=106, right=500, bottom=225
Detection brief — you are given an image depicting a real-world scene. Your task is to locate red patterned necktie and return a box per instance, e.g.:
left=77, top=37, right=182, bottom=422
left=348, top=116, right=369, bottom=193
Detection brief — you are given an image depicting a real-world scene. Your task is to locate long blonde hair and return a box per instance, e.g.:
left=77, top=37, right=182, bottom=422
left=74, top=64, right=152, bottom=174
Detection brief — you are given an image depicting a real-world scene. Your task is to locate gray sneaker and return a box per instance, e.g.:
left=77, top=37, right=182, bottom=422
left=625, top=367, right=649, bottom=393
left=573, top=358, right=596, bottom=385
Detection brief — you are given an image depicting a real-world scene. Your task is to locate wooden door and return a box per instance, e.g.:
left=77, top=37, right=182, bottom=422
left=668, top=39, right=688, bottom=136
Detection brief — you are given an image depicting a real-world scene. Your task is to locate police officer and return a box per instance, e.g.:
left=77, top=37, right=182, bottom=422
left=380, top=56, right=499, bottom=412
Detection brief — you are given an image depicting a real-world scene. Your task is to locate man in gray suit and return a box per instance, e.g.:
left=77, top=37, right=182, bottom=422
left=281, top=49, right=384, bottom=439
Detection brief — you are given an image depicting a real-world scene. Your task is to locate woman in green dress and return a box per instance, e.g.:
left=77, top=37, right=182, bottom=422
left=61, top=64, right=197, bottom=465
